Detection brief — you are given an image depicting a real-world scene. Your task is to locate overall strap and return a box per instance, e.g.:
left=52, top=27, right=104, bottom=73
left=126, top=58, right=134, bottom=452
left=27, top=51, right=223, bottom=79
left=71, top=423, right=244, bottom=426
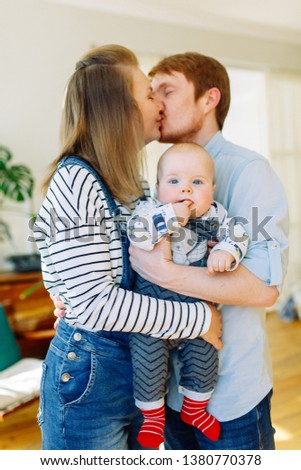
left=57, top=156, right=132, bottom=344
left=57, top=155, right=135, bottom=292
left=57, top=156, right=120, bottom=218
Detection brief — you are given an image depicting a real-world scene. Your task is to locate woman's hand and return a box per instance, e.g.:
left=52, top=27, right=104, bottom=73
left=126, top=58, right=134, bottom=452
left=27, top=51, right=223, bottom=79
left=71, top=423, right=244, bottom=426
left=201, top=303, right=223, bottom=350
left=50, top=293, right=66, bottom=329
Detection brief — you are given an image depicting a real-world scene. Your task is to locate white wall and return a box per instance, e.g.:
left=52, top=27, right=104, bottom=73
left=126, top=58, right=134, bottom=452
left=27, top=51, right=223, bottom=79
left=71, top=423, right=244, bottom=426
left=1, top=0, right=301, bottom=259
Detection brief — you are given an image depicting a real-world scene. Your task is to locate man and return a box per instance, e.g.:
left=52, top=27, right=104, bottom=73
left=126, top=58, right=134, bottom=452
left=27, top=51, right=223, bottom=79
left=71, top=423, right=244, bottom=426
left=129, top=52, right=289, bottom=450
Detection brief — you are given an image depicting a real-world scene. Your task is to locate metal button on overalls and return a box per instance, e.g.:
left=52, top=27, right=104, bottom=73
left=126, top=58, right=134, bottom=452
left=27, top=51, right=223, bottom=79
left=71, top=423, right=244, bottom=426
left=73, top=332, right=82, bottom=341
left=67, top=352, right=77, bottom=360
left=61, top=372, right=72, bottom=383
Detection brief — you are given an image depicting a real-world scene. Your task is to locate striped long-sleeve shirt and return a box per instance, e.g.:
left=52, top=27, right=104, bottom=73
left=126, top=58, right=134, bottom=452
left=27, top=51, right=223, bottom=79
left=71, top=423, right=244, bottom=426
left=34, top=162, right=211, bottom=340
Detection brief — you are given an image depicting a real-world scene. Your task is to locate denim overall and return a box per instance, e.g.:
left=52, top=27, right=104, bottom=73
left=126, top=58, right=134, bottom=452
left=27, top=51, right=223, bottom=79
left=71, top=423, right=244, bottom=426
left=39, top=156, right=145, bottom=450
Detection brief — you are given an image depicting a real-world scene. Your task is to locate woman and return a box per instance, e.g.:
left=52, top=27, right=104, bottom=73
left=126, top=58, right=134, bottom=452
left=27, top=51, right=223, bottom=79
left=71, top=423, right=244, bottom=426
left=34, top=44, right=222, bottom=450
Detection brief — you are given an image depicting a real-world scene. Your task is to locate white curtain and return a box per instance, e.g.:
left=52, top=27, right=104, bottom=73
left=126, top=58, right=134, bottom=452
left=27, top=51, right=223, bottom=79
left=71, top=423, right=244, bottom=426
left=266, top=72, right=301, bottom=299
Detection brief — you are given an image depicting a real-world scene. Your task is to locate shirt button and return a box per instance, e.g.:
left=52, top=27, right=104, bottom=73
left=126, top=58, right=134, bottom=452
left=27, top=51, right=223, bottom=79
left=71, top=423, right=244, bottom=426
left=67, top=352, right=77, bottom=360
left=74, top=332, right=82, bottom=341
left=61, top=372, right=72, bottom=383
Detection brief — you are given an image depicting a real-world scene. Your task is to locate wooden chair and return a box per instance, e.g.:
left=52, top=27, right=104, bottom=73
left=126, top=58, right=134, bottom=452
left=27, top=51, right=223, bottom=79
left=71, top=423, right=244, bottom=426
left=0, top=305, right=43, bottom=420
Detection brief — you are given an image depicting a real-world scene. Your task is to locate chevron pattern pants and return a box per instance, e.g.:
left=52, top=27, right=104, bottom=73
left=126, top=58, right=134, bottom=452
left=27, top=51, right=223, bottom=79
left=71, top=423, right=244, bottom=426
left=130, top=274, right=218, bottom=406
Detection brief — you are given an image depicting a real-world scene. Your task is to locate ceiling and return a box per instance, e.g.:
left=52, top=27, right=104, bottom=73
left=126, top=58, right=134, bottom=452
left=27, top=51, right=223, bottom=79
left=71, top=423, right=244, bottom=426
left=50, top=0, right=301, bottom=44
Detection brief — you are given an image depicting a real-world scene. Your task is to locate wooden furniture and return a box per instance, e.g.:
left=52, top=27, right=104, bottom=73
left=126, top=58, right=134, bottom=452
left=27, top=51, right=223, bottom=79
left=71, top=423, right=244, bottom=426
left=0, top=271, right=55, bottom=358
left=0, top=398, right=39, bottom=423
left=0, top=358, right=42, bottom=421
left=0, top=271, right=54, bottom=420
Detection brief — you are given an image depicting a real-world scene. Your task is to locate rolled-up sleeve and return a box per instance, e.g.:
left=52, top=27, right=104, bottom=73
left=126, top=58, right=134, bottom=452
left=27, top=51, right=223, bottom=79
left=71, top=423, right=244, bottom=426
left=226, top=158, right=289, bottom=291
left=242, top=239, right=284, bottom=288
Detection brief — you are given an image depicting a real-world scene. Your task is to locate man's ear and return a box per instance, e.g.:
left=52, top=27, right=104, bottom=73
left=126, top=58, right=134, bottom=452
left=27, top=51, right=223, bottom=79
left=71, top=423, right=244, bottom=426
left=205, top=87, right=221, bottom=111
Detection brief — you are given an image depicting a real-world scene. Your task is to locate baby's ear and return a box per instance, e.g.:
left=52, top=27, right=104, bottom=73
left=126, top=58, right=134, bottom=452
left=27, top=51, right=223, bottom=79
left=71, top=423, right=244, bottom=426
left=212, top=183, right=216, bottom=202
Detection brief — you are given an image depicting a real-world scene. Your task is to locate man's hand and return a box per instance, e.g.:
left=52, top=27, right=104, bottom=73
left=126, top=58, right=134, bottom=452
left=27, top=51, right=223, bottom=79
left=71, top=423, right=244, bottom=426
left=129, top=236, right=173, bottom=286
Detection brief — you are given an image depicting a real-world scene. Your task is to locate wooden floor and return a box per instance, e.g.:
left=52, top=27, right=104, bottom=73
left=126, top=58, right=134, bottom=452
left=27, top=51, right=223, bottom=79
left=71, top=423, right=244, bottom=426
left=0, top=311, right=300, bottom=450
left=267, top=311, right=301, bottom=450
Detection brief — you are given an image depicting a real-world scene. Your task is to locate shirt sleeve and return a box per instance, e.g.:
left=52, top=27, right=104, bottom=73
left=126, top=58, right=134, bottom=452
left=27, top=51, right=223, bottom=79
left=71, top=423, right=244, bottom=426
left=34, top=167, right=211, bottom=340
left=127, top=199, right=179, bottom=251
left=225, top=158, right=289, bottom=289
left=210, top=201, right=249, bottom=270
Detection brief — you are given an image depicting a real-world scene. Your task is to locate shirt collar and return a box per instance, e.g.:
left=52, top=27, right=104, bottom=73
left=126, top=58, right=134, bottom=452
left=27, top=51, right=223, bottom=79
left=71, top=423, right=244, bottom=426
left=204, top=131, right=226, bottom=159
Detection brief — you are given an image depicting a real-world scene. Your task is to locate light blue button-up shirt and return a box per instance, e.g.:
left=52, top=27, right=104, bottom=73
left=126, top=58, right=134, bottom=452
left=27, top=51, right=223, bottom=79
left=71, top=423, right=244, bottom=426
left=167, top=131, right=289, bottom=421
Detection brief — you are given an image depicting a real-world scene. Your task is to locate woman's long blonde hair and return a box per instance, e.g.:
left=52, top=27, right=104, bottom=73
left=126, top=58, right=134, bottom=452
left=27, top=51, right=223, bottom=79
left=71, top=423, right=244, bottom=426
left=43, top=45, right=145, bottom=205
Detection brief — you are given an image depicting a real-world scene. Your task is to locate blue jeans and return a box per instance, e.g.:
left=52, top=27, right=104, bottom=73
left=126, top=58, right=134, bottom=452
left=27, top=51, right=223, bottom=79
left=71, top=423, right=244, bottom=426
left=164, top=391, right=275, bottom=450
left=39, top=320, right=146, bottom=449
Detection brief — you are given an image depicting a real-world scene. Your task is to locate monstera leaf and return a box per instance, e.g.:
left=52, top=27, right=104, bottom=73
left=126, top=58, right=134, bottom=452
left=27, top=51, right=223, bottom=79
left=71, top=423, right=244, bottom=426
left=0, top=146, right=12, bottom=173
left=0, top=146, right=34, bottom=202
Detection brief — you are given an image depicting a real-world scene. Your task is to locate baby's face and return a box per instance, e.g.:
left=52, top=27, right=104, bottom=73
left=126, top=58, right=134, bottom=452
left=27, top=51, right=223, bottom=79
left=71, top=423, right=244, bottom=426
left=157, top=147, right=215, bottom=218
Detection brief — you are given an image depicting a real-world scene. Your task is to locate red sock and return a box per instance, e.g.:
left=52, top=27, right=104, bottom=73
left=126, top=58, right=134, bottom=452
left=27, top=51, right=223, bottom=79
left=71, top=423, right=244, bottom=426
left=137, top=406, right=165, bottom=448
left=180, top=396, right=220, bottom=441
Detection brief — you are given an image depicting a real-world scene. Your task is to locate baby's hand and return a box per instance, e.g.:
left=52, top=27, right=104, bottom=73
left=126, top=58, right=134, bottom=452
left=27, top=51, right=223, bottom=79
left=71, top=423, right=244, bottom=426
left=172, top=201, right=191, bottom=226
left=207, top=250, right=235, bottom=274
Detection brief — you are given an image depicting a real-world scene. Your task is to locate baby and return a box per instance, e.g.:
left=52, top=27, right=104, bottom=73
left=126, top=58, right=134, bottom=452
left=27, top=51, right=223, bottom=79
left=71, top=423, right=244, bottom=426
left=127, top=142, right=249, bottom=448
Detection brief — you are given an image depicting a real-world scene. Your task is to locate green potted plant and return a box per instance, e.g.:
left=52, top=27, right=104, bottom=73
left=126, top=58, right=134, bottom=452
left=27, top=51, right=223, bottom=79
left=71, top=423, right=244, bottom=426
left=0, top=145, right=40, bottom=271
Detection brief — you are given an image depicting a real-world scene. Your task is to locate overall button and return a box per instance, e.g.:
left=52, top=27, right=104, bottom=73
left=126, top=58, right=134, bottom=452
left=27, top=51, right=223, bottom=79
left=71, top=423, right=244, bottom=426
left=74, top=332, right=82, bottom=341
left=67, top=352, right=77, bottom=360
left=61, top=372, right=72, bottom=383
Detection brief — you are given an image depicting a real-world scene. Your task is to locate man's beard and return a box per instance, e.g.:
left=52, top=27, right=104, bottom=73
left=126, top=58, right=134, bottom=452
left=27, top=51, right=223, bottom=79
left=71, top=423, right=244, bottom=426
left=159, top=128, right=199, bottom=144
left=159, top=118, right=202, bottom=144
